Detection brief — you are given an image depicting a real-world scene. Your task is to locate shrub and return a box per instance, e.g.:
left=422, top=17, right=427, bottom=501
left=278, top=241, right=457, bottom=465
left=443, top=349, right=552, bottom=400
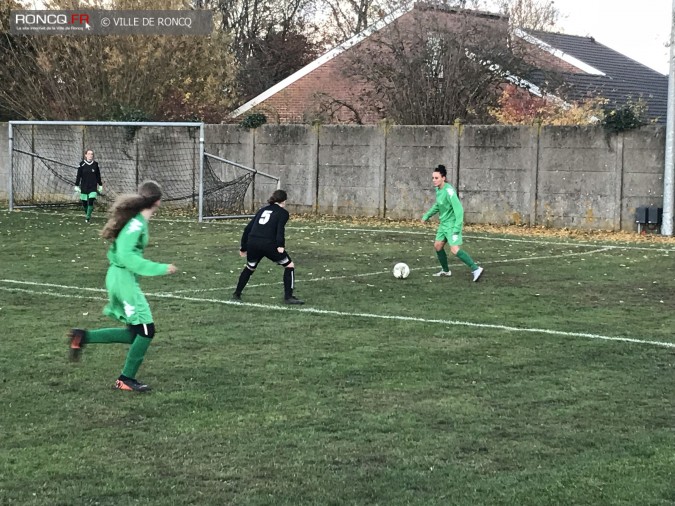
left=601, top=99, right=647, bottom=133
left=239, top=112, right=267, bottom=129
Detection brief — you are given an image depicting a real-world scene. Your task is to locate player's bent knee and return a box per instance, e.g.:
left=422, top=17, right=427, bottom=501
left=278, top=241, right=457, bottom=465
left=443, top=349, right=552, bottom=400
left=285, top=262, right=295, bottom=269
left=128, top=322, right=156, bottom=339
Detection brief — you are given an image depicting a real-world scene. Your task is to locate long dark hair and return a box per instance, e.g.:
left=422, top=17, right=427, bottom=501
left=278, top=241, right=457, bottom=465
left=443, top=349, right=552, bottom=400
left=101, top=181, right=162, bottom=240
left=268, top=189, right=287, bottom=205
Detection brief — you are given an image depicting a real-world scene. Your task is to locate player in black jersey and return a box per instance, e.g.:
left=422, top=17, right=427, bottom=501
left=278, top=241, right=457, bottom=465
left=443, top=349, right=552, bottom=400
left=75, top=149, right=103, bottom=223
left=232, top=189, right=304, bottom=304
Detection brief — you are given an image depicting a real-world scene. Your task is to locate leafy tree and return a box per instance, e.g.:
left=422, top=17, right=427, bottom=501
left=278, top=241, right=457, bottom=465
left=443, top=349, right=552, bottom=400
left=0, top=0, right=26, bottom=120
left=601, top=99, right=649, bottom=133
left=0, top=0, right=238, bottom=121
left=489, top=84, right=605, bottom=125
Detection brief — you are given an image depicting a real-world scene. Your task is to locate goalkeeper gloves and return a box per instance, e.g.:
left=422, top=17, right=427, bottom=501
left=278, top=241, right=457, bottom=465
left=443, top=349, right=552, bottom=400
left=97, top=185, right=103, bottom=192
left=74, top=186, right=81, bottom=194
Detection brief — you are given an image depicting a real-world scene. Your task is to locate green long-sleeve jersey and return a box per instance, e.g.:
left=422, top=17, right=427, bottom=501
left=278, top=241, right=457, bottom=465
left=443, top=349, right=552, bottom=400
left=107, top=214, right=169, bottom=276
left=422, top=182, right=464, bottom=233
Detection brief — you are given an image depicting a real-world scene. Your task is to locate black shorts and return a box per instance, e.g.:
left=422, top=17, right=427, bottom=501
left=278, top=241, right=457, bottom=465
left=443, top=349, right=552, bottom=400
left=246, top=241, right=292, bottom=269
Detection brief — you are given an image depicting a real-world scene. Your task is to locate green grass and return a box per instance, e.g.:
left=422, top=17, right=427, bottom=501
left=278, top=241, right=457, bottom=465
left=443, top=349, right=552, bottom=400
left=1, top=209, right=674, bottom=505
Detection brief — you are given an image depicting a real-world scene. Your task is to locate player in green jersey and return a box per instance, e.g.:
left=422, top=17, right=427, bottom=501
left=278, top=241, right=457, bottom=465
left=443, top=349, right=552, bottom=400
left=422, top=164, right=483, bottom=282
left=67, top=181, right=177, bottom=392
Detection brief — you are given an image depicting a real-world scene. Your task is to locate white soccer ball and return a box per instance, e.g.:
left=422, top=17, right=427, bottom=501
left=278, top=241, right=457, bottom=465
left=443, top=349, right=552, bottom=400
left=393, top=262, right=410, bottom=279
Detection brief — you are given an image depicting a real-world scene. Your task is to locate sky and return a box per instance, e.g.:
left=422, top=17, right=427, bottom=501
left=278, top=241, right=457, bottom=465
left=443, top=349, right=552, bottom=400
left=535, top=0, right=671, bottom=75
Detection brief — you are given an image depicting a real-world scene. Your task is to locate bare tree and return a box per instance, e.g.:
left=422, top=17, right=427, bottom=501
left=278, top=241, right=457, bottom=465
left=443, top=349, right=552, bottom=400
left=496, top=0, right=559, bottom=31
left=317, top=0, right=385, bottom=43
left=237, top=27, right=320, bottom=101
left=341, top=5, right=552, bottom=124
left=192, top=0, right=321, bottom=102
left=194, top=0, right=314, bottom=61
left=315, top=0, right=485, bottom=43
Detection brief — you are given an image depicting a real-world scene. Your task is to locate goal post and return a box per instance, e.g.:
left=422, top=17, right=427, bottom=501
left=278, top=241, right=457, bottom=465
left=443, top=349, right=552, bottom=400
left=201, top=152, right=281, bottom=221
left=7, top=120, right=270, bottom=221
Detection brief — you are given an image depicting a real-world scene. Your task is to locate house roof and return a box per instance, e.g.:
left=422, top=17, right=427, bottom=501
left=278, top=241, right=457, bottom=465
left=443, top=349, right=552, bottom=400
left=523, top=30, right=668, bottom=123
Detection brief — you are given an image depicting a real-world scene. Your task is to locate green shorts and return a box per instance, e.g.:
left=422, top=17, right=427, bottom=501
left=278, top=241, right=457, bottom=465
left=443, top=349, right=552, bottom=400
left=103, top=266, right=153, bottom=325
left=80, top=191, right=98, bottom=200
left=435, top=227, right=463, bottom=246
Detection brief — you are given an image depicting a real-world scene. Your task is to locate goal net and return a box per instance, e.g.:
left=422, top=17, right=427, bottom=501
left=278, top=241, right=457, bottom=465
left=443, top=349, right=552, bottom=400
left=8, top=121, right=263, bottom=220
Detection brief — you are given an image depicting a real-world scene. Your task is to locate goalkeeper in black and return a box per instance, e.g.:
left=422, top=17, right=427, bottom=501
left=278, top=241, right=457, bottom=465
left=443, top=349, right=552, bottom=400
left=75, top=149, right=103, bottom=223
left=232, top=189, right=304, bottom=304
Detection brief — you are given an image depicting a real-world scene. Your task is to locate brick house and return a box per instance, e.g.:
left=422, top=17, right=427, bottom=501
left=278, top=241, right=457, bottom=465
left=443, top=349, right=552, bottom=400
left=230, top=3, right=667, bottom=124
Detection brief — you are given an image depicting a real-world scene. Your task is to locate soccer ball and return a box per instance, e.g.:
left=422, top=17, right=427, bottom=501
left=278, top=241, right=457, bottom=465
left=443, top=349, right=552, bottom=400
left=392, top=262, right=410, bottom=279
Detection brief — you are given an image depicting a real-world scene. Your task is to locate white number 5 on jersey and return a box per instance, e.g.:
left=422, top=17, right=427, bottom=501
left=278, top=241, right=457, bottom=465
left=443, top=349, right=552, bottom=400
left=259, top=210, right=273, bottom=224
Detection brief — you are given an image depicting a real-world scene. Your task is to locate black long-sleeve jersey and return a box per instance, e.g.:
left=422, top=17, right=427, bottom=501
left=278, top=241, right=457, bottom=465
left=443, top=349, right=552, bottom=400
left=76, top=160, right=102, bottom=193
left=240, top=203, right=289, bottom=251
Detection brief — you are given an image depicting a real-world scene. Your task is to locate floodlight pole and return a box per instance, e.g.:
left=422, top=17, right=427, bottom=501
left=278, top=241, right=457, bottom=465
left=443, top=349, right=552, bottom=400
left=8, top=122, right=13, bottom=212
left=198, top=123, right=205, bottom=223
left=663, top=0, right=675, bottom=235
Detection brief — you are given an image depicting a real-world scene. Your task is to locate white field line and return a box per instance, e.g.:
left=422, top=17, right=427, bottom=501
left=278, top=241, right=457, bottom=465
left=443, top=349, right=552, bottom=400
left=168, top=247, right=613, bottom=294
left=0, top=286, right=106, bottom=300
left=9, top=209, right=675, bottom=253
left=1, top=279, right=673, bottom=350
left=312, top=227, right=675, bottom=253
left=0, top=247, right=611, bottom=297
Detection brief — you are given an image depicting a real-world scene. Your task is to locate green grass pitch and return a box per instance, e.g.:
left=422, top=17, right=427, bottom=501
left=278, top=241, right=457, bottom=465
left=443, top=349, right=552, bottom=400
left=1, top=209, right=674, bottom=505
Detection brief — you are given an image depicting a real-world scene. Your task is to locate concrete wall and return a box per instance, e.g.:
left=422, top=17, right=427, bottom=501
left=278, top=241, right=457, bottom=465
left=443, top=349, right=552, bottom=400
left=318, top=125, right=385, bottom=216
left=0, top=122, right=667, bottom=231
left=537, top=126, right=620, bottom=229
left=385, top=125, right=458, bottom=219
left=460, top=125, right=537, bottom=226
left=255, top=124, right=318, bottom=213
left=621, top=126, right=665, bottom=229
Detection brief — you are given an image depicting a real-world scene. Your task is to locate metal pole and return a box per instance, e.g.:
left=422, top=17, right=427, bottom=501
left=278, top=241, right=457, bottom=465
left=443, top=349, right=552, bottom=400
left=7, top=122, right=13, bottom=212
left=198, top=123, right=205, bottom=223
left=663, top=0, right=675, bottom=235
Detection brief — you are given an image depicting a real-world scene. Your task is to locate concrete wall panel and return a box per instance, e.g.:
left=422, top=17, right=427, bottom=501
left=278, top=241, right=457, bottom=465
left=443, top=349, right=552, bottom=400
left=318, top=125, right=384, bottom=216
left=385, top=125, right=457, bottom=219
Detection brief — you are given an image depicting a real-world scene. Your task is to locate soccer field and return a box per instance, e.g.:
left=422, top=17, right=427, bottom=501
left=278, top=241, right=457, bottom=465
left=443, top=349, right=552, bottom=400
left=1, top=209, right=674, bottom=505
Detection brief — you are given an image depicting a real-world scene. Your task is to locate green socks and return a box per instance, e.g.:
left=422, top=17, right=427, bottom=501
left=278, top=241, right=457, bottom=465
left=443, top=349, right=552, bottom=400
left=80, top=328, right=152, bottom=380
left=86, top=205, right=93, bottom=220
left=436, top=249, right=449, bottom=272
left=437, top=248, right=478, bottom=271
left=456, top=249, right=478, bottom=270
left=84, top=328, right=135, bottom=344
left=121, top=336, right=153, bottom=379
